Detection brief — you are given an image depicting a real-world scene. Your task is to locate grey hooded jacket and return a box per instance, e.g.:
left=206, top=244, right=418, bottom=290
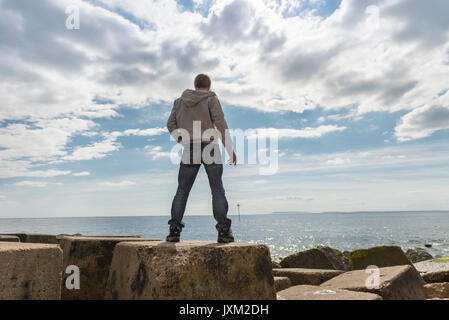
left=167, top=89, right=233, bottom=156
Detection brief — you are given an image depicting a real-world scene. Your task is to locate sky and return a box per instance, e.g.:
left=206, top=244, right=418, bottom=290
left=1, top=0, right=449, bottom=218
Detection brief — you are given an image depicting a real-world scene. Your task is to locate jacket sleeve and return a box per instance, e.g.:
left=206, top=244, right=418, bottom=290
left=209, top=96, right=233, bottom=157
left=167, top=100, right=180, bottom=142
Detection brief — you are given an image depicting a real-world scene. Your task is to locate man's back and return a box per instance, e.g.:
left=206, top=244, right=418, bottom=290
left=169, top=89, right=216, bottom=141
left=167, top=88, right=233, bottom=157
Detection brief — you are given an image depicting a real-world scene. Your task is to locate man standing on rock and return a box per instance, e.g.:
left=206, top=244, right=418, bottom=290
left=166, top=74, right=237, bottom=243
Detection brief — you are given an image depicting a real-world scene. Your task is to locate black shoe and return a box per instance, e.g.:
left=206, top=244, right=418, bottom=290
left=217, top=227, right=234, bottom=243
left=166, top=226, right=181, bottom=242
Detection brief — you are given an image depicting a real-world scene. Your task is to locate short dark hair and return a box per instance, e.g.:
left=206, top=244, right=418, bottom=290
left=194, top=74, right=211, bottom=89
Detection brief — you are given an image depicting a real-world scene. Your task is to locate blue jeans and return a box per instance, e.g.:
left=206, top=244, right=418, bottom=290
left=169, top=143, right=231, bottom=230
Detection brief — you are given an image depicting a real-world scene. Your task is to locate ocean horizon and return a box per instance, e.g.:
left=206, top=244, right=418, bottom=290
left=1, top=211, right=448, bottom=259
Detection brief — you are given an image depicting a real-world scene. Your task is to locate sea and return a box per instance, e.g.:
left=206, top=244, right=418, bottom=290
left=1, top=211, right=448, bottom=258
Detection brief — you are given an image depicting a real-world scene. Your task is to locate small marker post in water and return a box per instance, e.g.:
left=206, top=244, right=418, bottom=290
left=237, top=203, right=241, bottom=222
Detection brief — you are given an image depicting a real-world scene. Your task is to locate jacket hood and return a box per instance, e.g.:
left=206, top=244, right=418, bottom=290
left=181, top=89, right=216, bottom=108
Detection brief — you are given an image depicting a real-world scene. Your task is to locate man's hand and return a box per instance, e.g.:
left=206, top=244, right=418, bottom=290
left=228, top=152, right=237, bottom=166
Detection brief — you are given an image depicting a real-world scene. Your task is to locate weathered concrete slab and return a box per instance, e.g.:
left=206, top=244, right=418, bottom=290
left=0, top=233, right=138, bottom=244
left=274, top=277, right=291, bottom=292
left=0, top=235, right=20, bottom=242
left=3, top=233, right=59, bottom=244
left=414, top=258, right=449, bottom=283
left=2, top=233, right=27, bottom=242
left=57, top=234, right=141, bottom=243
left=27, top=234, right=60, bottom=244
left=2, top=233, right=143, bottom=244
left=60, top=236, right=155, bottom=300
left=277, top=285, right=382, bottom=300
left=91, top=235, right=142, bottom=238
left=424, top=282, right=449, bottom=299
left=349, top=246, right=413, bottom=270
left=272, top=268, right=344, bottom=285
left=0, top=242, right=63, bottom=300
left=105, top=241, right=276, bottom=300
left=321, top=265, right=427, bottom=300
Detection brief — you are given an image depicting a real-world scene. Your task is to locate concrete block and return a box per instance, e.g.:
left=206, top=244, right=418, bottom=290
left=4, top=233, right=59, bottom=244
left=59, top=236, right=155, bottom=300
left=277, top=285, right=382, bottom=300
left=0, top=242, right=63, bottom=300
left=0, top=235, right=20, bottom=242
left=414, top=258, right=449, bottom=283
left=274, top=276, right=291, bottom=292
left=321, top=265, right=427, bottom=300
left=272, top=268, right=344, bottom=285
left=105, top=240, right=276, bottom=300
left=424, top=282, right=449, bottom=299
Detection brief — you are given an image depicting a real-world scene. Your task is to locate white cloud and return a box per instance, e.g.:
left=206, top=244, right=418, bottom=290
left=99, top=180, right=136, bottom=187
left=64, top=137, right=121, bottom=161
left=122, top=127, right=167, bottom=137
left=395, top=104, right=449, bottom=141
left=0, top=119, right=96, bottom=161
left=13, top=181, right=63, bottom=188
left=273, top=195, right=314, bottom=201
left=0, top=160, right=71, bottom=179
left=249, top=125, right=347, bottom=139
left=275, top=142, right=449, bottom=177
left=145, top=145, right=172, bottom=160
left=1, top=0, right=449, bottom=182
left=0, top=118, right=95, bottom=178
left=73, top=171, right=90, bottom=177
left=327, top=157, right=352, bottom=165
left=0, top=122, right=166, bottom=177
left=2, top=0, right=447, bottom=120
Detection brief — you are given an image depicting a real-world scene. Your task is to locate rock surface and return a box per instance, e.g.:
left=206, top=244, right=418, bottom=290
left=277, top=284, right=382, bottom=300
left=349, top=246, right=413, bottom=270
left=424, top=282, right=449, bottom=299
left=0, top=242, right=63, bottom=300
left=274, top=277, right=291, bottom=292
left=321, top=265, right=427, bottom=300
left=105, top=240, right=275, bottom=300
left=271, top=255, right=282, bottom=269
left=414, top=258, right=449, bottom=283
left=60, top=236, right=153, bottom=300
left=272, top=268, right=344, bottom=285
left=280, top=247, right=349, bottom=270
left=280, top=248, right=335, bottom=269
left=317, top=246, right=350, bottom=271
left=405, top=248, right=433, bottom=263
left=0, top=235, right=20, bottom=242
